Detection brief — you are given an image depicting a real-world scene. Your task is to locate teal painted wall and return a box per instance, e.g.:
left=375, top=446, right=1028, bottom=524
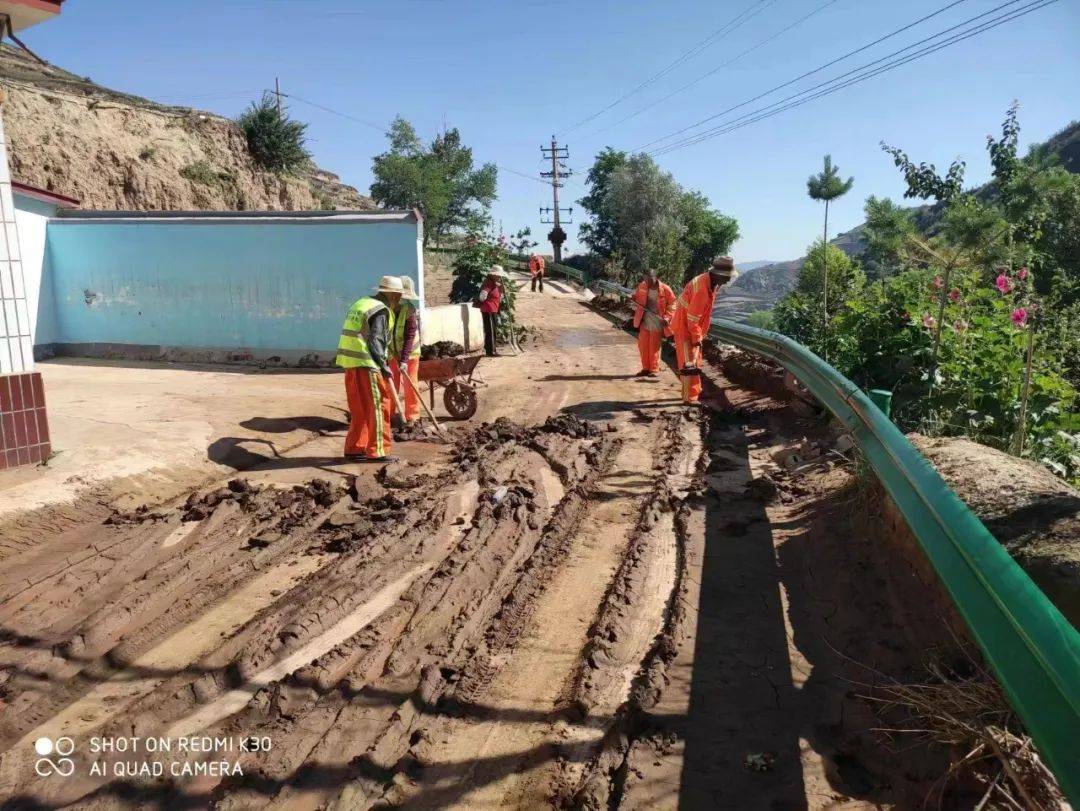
left=43, top=217, right=423, bottom=357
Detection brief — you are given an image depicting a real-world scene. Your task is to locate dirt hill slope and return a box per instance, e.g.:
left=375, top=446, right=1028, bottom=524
left=0, top=43, right=372, bottom=211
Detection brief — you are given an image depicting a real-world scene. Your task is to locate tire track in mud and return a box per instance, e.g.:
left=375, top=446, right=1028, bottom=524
left=0, top=414, right=625, bottom=808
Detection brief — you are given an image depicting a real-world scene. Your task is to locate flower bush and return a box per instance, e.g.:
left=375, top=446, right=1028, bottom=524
left=778, top=253, right=1078, bottom=483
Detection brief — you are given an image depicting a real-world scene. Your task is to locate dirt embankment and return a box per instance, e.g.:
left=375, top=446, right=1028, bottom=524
left=0, top=44, right=371, bottom=211
left=911, top=435, right=1080, bottom=625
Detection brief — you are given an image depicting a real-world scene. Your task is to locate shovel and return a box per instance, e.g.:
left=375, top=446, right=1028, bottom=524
left=386, top=374, right=407, bottom=431
left=400, top=368, right=448, bottom=440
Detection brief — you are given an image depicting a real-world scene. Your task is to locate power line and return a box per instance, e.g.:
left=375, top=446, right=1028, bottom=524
left=279, top=91, right=388, bottom=134
left=559, top=0, right=776, bottom=135
left=588, top=0, right=839, bottom=138
left=649, top=0, right=1051, bottom=156
left=635, top=0, right=972, bottom=154
left=648, top=0, right=1057, bottom=157
left=279, top=91, right=549, bottom=186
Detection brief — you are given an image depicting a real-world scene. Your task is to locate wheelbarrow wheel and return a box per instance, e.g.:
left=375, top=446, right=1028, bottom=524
left=443, top=380, right=478, bottom=420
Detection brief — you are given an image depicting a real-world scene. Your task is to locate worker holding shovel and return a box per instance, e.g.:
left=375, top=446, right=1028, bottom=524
left=335, top=275, right=403, bottom=462
left=390, top=276, right=422, bottom=424
left=671, top=257, right=737, bottom=405
left=630, top=268, right=675, bottom=377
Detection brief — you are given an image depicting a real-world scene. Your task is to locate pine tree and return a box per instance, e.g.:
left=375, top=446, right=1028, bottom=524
left=806, top=155, right=854, bottom=359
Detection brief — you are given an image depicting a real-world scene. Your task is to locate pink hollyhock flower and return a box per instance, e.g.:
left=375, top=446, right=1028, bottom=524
left=1018, top=266, right=1029, bottom=281
left=933, top=275, right=944, bottom=289
left=1011, top=307, right=1028, bottom=327
left=995, top=274, right=1013, bottom=294
left=922, top=312, right=936, bottom=329
left=954, top=319, right=968, bottom=332
left=949, top=288, right=961, bottom=303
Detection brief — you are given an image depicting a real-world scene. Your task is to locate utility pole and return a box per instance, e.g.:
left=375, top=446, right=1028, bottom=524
left=540, top=136, right=572, bottom=263
left=274, top=77, right=283, bottom=117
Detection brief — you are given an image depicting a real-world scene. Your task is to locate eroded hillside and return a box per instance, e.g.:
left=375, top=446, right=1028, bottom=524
left=0, top=44, right=371, bottom=211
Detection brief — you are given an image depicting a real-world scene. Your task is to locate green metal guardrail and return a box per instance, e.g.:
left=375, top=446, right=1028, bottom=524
left=549, top=263, right=586, bottom=284
left=591, top=279, right=1080, bottom=801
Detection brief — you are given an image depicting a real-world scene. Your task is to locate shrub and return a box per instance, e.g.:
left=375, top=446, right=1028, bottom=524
left=778, top=260, right=1078, bottom=482
left=449, top=232, right=517, bottom=342
left=238, top=93, right=311, bottom=174
left=745, top=310, right=776, bottom=330
left=139, top=145, right=157, bottom=161
left=180, top=160, right=233, bottom=188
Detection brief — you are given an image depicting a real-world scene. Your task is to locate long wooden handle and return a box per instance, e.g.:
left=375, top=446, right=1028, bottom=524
left=402, top=369, right=448, bottom=439
left=386, top=375, right=407, bottom=417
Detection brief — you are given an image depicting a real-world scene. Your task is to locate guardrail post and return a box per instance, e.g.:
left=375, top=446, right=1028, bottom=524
left=869, top=389, right=893, bottom=418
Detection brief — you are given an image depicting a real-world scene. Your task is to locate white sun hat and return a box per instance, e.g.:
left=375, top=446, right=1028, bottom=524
left=488, top=264, right=509, bottom=278
left=400, top=276, right=419, bottom=300
left=376, top=275, right=404, bottom=294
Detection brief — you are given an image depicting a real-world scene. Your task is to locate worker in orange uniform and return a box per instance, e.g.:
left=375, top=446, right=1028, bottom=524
left=335, top=275, right=402, bottom=462
left=389, top=276, right=422, bottom=423
left=630, top=269, right=675, bottom=377
left=671, top=256, right=738, bottom=405
left=529, top=253, right=546, bottom=292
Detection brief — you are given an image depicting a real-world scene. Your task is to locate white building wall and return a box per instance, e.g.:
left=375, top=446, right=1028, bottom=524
left=13, top=195, right=53, bottom=347
left=0, top=106, right=32, bottom=374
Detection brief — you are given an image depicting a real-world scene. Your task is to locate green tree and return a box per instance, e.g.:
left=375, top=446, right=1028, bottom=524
left=775, top=242, right=865, bottom=363
left=862, top=195, right=915, bottom=278
left=880, top=141, right=966, bottom=203
left=678, top=190, right=740, bottom=277
left=577, top=147, right=629, bottom=258
left=370, top=117, right=497, bottom=244
left=237, top=93, right=311, bottom=174
left=507, top=227, right=537, bottom=256
left=603, top=154, right=686, bottom=282
left=806, top=155, right=855, bottom=357
left=578, top=149, right=738, bottom=285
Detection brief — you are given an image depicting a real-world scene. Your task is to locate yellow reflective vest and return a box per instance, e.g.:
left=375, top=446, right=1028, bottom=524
left=335, top=297, right=392, bottom=370
left=391, top=300, right=422, bottom=360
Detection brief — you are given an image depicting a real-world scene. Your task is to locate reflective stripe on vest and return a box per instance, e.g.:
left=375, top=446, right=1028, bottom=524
left=391, top=301, right=422, bottom=359
left=335, top=297, right=389, bottom=370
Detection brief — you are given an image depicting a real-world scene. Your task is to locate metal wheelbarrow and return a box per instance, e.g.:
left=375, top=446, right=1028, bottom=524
left=417, top=355, right=484, bottom=420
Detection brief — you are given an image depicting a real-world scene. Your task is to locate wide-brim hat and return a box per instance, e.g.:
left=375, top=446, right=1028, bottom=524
left=376, top=275, right=404, bottom=294
left=711, top=256, right=735, bottom=271
left=400, top=276, right=419, bottom=300
left=487, top=265, right=509, bottom=279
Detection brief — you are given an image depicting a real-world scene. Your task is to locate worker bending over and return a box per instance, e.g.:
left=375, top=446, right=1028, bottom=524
left=671, top=256, right=737, bottom=405
left=631, top=268, right=675, bottom=377
left=335, top=275, right=402, bottom=462
left=529, top=253, right=546, bottom=293
left=390, top=276, right=422, bottom=423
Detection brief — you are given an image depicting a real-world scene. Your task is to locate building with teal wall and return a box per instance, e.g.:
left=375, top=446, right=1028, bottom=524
left=38, top=209, right=423, bottom=366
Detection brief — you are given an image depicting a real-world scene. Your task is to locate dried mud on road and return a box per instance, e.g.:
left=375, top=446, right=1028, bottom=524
left=0, top=294, right=985, bottom=809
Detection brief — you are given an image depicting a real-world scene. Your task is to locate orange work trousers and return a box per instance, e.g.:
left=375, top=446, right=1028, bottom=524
left=389, top=356, right=421, bottom=422
left=637, top=327, right=662, bottom=373
left=673, top=330, right=703, bottom=404
left=343, top=367, right=392, bottom=458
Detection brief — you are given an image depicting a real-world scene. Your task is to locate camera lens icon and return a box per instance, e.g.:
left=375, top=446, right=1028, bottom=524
left=34, top=736, right=75, bottom=777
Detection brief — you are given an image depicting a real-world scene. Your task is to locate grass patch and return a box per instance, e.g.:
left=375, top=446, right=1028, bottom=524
left=180, top=160, right=234, bottom=189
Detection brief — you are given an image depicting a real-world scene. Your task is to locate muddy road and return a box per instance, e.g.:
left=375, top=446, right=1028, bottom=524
left=0, top=286, right=963, bottom=808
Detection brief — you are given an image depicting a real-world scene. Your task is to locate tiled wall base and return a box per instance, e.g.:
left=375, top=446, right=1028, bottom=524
left=0, top=372, right=50, bottom=469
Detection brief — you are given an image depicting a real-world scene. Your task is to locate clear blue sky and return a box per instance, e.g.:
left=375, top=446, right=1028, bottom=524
left=21, top=0, right=1080, bottom=262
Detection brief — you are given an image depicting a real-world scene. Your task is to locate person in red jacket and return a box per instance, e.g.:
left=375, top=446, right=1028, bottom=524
left=630, top=269, right=675, bottom=376
left=671, top=256, right=737, bottom=404
left=529, top=253, right=546, bottom=292
left=478, top=265, right=507, bottom=357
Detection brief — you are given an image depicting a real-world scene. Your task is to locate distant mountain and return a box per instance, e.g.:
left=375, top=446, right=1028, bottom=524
left=726, top=119, right=1080, bottom=318
left=736, top=260, right=779, bottom=272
